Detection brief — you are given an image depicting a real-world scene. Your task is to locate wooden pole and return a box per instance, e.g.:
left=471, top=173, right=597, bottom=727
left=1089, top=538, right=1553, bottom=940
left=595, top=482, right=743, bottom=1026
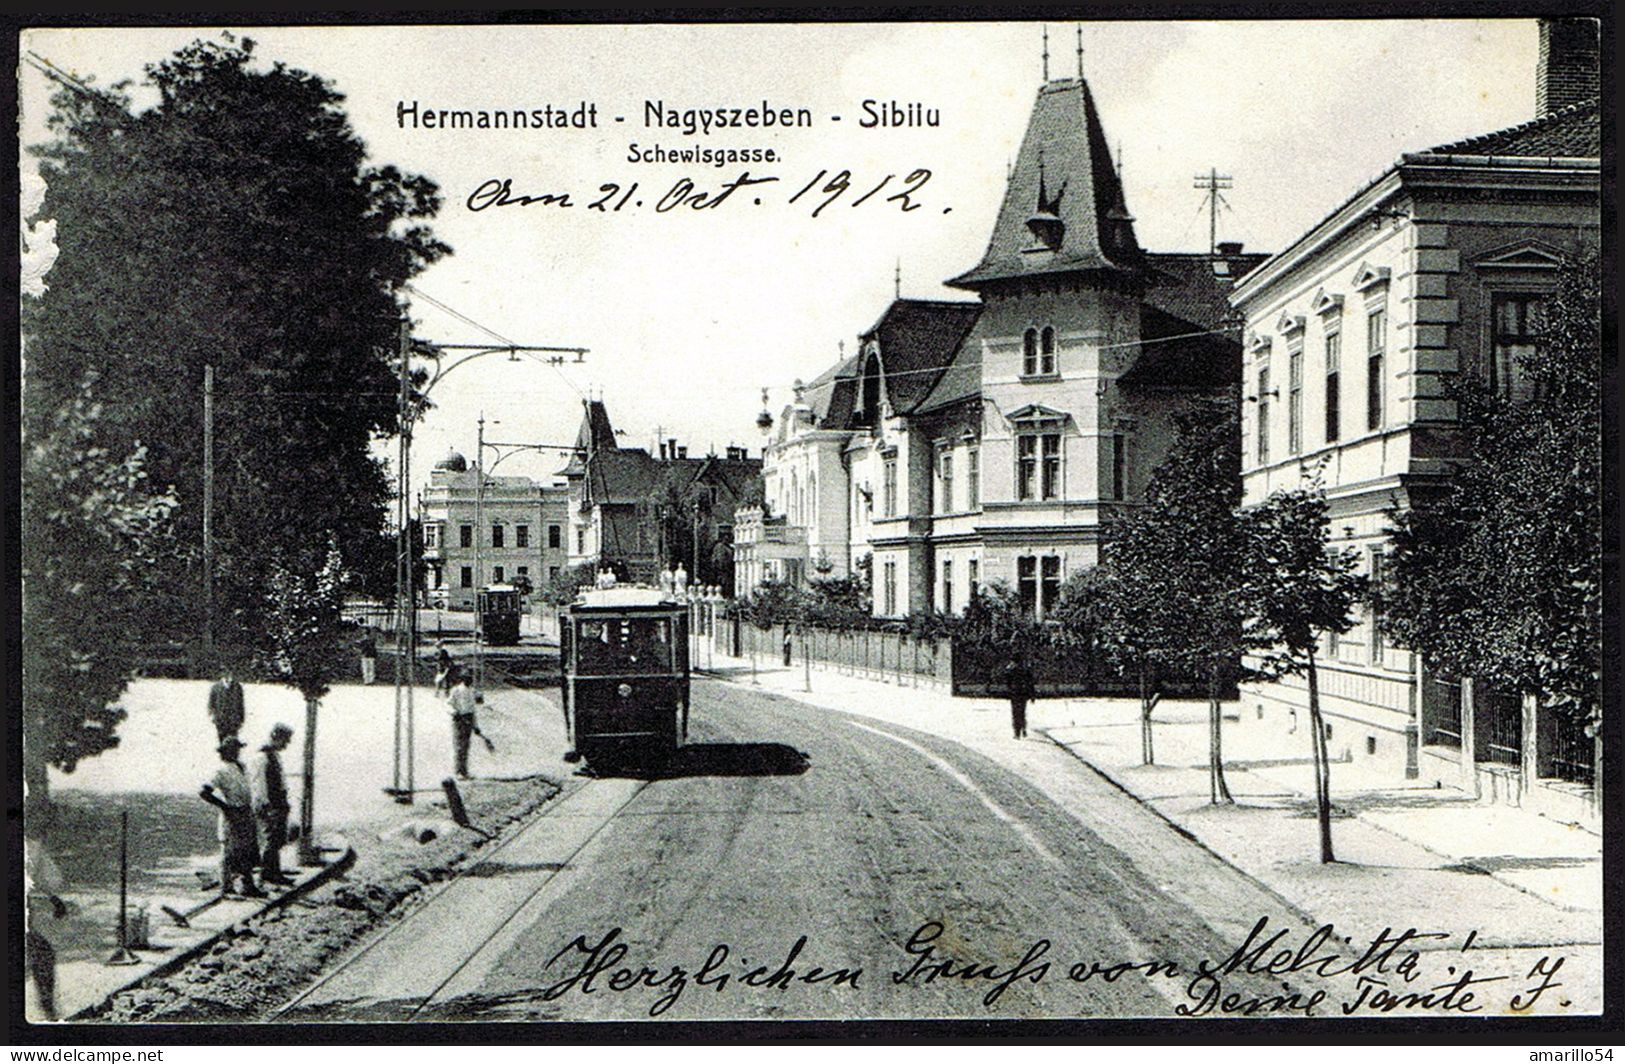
left=298, top=696, right=320, bottom=865
left=106, top=809, right=137, bottom=965
left=202, top=363, right=215, bottom=674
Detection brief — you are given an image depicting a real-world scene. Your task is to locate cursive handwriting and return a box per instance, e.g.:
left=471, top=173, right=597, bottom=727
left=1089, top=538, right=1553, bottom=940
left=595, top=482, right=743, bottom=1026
left=465, top=168, right=944, bottom=218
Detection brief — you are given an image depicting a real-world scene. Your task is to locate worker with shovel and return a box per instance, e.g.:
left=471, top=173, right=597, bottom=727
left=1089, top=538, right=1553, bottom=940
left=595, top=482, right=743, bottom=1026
left=200, top=736, right=264, bottom=898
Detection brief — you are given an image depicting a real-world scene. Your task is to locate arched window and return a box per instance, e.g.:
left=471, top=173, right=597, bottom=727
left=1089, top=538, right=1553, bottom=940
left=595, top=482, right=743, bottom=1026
left=790, top=470, right=800, bottom=524
left=858, top=352, right=882, bottom=427
left=1022, top=328, right=1039, bottom=376
left=808, top=471, right=817, bottom=524
left=1040, top=326, right=1056, bottom=374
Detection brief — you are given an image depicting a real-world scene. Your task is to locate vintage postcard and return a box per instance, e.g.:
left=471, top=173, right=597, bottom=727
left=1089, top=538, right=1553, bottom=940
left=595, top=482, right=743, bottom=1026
left=14, top=14, right=1608, bottom=1036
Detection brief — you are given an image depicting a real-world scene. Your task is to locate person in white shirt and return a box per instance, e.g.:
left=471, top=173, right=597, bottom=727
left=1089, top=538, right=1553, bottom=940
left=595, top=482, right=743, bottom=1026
left=448, top=668, right=478, bottom=779
left=200, top=736, right=264, bottom=898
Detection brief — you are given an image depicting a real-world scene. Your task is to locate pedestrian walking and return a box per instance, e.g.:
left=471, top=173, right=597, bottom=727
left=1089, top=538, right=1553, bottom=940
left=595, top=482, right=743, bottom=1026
left=24, top=831, right=67, bottom=1021
left=200, top=736, right=264, bottom=898
left=359, top=630, right=378, bottom=685
left=434, top=641, right=454, bottom=698
left=251, top=723, right=295, bottom=886
left=207, top=666, right=245, bottom=743
left=448, top=667, right=479, bottom=779
left=1002, top=654, right=1035, bottom=740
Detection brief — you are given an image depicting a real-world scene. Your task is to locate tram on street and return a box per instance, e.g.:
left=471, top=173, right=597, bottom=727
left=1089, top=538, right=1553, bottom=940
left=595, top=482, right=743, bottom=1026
left=560, top=581, right=690, bottom=765
left=477, top=583, right=524, bottom=646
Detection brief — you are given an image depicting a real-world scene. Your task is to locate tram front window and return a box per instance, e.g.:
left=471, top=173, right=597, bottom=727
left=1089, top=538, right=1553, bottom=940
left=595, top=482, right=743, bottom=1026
left=575, top=618, right=673, bottom=673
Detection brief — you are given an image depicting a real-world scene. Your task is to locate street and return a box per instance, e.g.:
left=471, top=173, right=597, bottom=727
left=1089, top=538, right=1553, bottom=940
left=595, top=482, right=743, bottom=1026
left=282, top=677, right=1318, bottom=1022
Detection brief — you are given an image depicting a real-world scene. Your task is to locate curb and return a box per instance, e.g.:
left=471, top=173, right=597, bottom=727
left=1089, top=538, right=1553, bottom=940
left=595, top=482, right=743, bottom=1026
left=1032, top=727, right=1325, bottom=934
left=69, top=846, right=358, bottom=1020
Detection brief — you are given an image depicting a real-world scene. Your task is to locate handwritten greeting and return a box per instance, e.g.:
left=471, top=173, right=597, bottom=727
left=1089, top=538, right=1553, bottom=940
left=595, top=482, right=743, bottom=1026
left=535, top=917, right=1572, bottom=1019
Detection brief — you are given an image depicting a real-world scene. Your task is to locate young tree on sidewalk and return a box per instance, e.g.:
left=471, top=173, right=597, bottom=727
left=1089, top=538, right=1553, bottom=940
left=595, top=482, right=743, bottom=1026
left=261, top=540, right=348, bottom=865
left=1241, top=483, right=1367, bottom=863
left=1382, top=251, right=1603, bottom=798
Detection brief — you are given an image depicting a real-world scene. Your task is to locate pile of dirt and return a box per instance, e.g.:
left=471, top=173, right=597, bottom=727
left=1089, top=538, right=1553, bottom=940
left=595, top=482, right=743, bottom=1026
left=85, top=775, right=561, bottom=1022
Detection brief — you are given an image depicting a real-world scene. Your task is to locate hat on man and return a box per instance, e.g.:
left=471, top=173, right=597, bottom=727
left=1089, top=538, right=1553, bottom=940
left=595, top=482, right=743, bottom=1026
left=218, top=736, right=246, bottom=754
left=269, top=723, right=294, bottom=743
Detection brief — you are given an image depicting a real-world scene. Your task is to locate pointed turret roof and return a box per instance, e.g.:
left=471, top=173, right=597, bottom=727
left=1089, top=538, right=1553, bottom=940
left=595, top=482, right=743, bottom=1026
left=949, top=77, right=1141, bottom=290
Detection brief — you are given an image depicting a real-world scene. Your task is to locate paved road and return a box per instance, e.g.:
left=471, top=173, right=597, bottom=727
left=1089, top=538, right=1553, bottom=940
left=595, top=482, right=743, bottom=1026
left=281, top=678, right=1321, bottom=1022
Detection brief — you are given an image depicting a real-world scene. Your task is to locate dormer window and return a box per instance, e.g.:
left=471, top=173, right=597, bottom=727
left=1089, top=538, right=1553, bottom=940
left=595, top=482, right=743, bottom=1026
left=1022, top=326, right=1058, bottom=377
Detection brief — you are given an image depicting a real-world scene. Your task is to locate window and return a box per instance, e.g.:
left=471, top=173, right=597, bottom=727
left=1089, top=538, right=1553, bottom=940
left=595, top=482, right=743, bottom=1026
left=882, top=457, right=898, bottom=516
left=1490, top=293, right=1545, bottom=398
left=576, top=527, right=586, bottom=553
left=1041, top=434, right=1061, bottom=499
left=967, top=559, right=979, bottom=601
left=460, top=566, right=473, bottom=588
left=548, top=524, right=562, bottom=549
left=1324, top=331, right=1342, bottom=443
left=966, top=446, right=979, bottom=507
left=1041, top=556, right=1061, bottom=617
left=423, top=523, right=440, bottom=548
left=492, top=524, right=505, bottom=549
left=942, top=560, right=954, bottom=613
left=1366, top=307, right=1386, bottom=431
left=1017, top=556, right=1038, bottom=616
left=516, top=524, right=529, bottom=549
left=1022, top=328, right=1039, bottom=376
left=1256, top=367, right=1271, bottom=464
left=883, top=561, right=898, bottom=614
left=460, top=524, right=473, bottom=549
left=1040, top=326, right=1056, bottom=375
left=1109, top=434, right=1125, bottom=500
left=548, top=566, right=560, bottom=583
left=1288, top=342, right=1304, bottom=454
left=493, top=565, right=505, bottom=583
left=1369, top=550, right=1386, bottom=664
left=1017, top=435, right=1037, bottom=500
left=940, top=450, right=954, bottom=513
left=517, top=566, right=528, bottom=579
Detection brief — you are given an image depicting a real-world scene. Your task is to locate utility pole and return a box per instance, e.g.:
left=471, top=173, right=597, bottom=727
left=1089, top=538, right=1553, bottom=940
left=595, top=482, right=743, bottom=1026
left=202, top=363, right=215, bottom=673
left=475, top=413, right=487, bottom=695
left=1193, top=167, right=1234, bottom=256
left=391, top=317, right=411, bottom=802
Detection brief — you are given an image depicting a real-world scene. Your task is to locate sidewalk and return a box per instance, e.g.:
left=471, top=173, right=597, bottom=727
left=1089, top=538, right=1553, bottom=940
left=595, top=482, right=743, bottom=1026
left=698, top=649, right=1602, bottom=953
left=33, top=675, right=567, bottom=1021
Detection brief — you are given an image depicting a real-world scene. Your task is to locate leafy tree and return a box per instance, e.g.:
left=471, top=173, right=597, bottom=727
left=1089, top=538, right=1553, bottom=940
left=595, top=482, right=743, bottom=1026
left=956, top=580, right=1044, bottom=653
left=25, top=35, right=449, bottom=668
left=1383, top=251, right=1602, bottom=788
left=21, top=377, right=179, bottom=822
left=1058, top=403, right=1254, bottom=789
left=261, top=540, right=348, bottom=863
left=1242, top=484, right=1368, bottom=863
left=647, top=466, right=716, bottom=584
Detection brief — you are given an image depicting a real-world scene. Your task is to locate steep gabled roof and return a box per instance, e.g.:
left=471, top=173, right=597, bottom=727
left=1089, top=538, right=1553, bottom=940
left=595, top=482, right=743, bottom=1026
left=858, top=298, right=982, bottom=415
left=1422, top=97, right=1599, bottom=157
left=949, top=77, right=1141, bottom=290
left=1142, top=251, right=1269, bottom=331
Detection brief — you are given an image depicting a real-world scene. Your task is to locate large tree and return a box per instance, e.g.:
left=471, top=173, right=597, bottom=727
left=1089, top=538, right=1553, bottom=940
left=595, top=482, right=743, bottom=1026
left=1383, top=251, right=1603, bottom=785
left=24, top=35, right=450, bottom=667
left=1058, top=402, right=1257, bottom=789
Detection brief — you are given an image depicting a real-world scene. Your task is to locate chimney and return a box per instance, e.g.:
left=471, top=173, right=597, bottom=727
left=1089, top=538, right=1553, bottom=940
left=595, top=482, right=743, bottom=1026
left=667, top=437, right=678, bottom=462
left=1537, top=18, right=1599, bottom=115
left=677, top=445, right=688, bottom=459
left=658, top=441, right=668, bottom=460
left=1217, top=241, right=1243, bottom=255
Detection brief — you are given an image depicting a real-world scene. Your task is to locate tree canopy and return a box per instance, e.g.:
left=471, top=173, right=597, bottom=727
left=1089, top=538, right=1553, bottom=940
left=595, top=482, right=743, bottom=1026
left=1383, top=251, right=1602, bottom=734
left=24, top=36, right=450, bottom=665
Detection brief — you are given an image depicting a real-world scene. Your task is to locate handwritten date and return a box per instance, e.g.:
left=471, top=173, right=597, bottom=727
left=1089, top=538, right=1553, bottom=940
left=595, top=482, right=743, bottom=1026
left=466, top=169, right=941, bottom=217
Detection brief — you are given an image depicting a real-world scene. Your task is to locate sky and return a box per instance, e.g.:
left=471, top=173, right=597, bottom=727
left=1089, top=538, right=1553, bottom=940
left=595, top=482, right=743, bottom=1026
left=19, top=19, right=1540, bottom=493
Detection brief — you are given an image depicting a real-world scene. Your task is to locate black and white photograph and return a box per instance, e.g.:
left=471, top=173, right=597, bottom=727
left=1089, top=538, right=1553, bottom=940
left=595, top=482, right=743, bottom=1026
left=11, top=10, right=1611, bottom=1039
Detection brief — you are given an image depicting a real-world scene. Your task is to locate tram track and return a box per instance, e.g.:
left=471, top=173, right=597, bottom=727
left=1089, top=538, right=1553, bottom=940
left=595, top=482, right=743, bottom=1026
left=270, top=772, right=651, bottom=1022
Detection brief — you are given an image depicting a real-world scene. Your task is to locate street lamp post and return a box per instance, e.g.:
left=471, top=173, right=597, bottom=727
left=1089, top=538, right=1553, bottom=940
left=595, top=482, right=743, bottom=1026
left=387, top=310, right=587, bottom=804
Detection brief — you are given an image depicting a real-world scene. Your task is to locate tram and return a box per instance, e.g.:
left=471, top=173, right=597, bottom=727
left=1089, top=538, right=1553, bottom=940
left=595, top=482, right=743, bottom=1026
left=477, top=584, right=523, bottom=646
left=560, top=582, right=690, bottom=764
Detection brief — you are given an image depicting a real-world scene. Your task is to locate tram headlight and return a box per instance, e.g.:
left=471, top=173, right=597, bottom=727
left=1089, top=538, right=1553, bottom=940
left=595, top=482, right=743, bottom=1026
left=618, top=683, right=632, bottom=698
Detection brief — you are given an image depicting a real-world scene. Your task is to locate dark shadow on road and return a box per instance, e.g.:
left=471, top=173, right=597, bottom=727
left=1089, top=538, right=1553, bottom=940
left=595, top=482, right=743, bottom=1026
left=587, top=742, right=811, bottom=781
left=456, top=860, right=569, bottom=878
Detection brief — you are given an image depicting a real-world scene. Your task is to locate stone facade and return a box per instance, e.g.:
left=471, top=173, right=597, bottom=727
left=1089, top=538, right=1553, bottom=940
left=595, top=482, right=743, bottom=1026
left=1230, top=20, right=1600, bottom=812
left=420, top=451, right=569, bottom=609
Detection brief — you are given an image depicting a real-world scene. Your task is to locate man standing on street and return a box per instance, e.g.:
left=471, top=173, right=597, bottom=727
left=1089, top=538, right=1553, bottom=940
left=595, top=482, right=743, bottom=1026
left=448, top=667, right=478, bottom=779
left=200, top=736, right=264, bottom=898
left=25, top=829, right=68, bottom=1021
left=1002, top=653, right=1035, bottom=740
left=359, top=630, right=378, bottom=685
left=251, top=723, right=296, bottom=886
left=208, top=666, right=245, bottom=743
